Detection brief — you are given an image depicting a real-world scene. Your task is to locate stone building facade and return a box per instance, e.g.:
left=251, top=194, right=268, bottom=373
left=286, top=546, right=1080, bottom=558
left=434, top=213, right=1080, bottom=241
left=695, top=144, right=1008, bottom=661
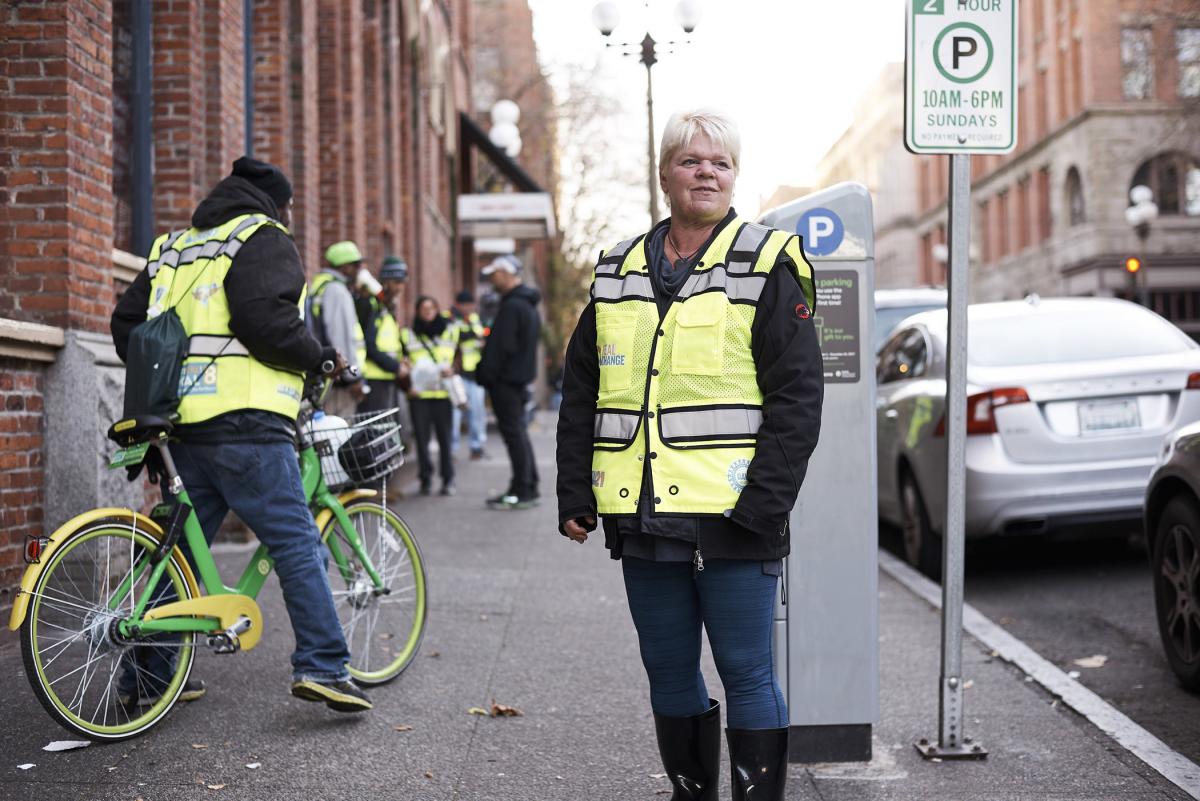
left=0, top=0, right=479, bottom=621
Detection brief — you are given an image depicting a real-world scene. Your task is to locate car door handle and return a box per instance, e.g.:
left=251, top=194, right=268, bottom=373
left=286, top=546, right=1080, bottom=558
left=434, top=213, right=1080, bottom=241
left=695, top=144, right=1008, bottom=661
left=885, top=410, right=899, bottom=419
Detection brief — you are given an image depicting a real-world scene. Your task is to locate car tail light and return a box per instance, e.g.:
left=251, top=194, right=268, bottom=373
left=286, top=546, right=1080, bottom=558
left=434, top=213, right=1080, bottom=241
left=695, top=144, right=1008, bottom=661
left=1187, top=372, right=1200, bottom=389
left=934, top=388, right=1030, bottom=436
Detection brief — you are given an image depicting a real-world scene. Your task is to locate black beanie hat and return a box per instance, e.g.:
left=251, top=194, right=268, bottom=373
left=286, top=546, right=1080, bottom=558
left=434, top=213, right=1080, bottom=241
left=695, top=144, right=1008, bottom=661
left=455, top=289, right=475, bottom=304
left=231, top=156, right=293, bottom=209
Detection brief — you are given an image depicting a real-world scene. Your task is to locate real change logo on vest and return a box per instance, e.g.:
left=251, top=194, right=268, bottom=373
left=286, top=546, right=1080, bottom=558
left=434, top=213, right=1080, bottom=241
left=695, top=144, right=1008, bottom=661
left=597, top=344, right=625, bottom=367
left=592, top=470, right=606, bottom=488
left=727, top=458, right=751, bottom=493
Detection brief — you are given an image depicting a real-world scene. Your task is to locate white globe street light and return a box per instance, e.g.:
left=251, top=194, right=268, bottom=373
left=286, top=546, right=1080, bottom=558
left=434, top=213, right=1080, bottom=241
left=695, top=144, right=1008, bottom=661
left=490, top=99, right=520, bottom=127
left=592, top=1, right=702, bottom=224
left=1125, top=184, right=1158, bottom=305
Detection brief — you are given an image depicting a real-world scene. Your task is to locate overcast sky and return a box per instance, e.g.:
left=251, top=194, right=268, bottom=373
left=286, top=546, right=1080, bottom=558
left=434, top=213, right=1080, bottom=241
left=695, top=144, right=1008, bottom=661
left=526, top=0, right=906, bottom=217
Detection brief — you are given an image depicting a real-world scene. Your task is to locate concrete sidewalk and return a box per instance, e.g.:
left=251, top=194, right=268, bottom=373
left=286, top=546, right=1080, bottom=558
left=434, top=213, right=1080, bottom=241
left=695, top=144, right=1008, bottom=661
left=0, top=414, right=1195, bottom=800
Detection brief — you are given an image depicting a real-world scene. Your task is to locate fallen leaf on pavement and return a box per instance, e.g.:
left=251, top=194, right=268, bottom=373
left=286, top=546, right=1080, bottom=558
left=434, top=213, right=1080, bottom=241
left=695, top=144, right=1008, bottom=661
left=191, top=744, right=209, bottom=750
left=1072, top=654, right=1108, bottom=669
left=377, top=632, right=394, bottom=640
left=490, top=700, right=523, bottom=717
left=963, top=680, right=974, bottom=690
left=467, top=707, right=489, bottom=716
left=17, top=764, right=34, bottom=771
left=43, top=740, right=90, bottom=752
left=427, top=650, right=441, bottom=658
left=393, top=725, right=414, bottom=732
left=245, top=763, right=261, bottom=770
left=206, top=784, right=226, bottom=790
left=424, top=771, right=434, bottom=779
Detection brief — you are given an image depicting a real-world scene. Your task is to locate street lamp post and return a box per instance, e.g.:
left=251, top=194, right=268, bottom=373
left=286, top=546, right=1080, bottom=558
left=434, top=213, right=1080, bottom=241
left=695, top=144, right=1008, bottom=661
left=1125, top=184, right=1159, bottom=306
left=593, top=0, right=701, bottom=226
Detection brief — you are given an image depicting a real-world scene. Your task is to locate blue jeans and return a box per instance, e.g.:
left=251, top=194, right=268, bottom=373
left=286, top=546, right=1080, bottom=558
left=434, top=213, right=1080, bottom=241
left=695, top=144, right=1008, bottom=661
left=622, top=557, right=787, bottom=729
left=451, top=376, right=487, bottom=453
left=123, top=439, right=351, bottom=690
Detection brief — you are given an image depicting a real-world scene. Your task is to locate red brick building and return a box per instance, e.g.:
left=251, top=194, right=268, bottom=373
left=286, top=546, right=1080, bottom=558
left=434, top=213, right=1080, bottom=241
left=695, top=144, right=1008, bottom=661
left=0, top=0, right=489, bottom=621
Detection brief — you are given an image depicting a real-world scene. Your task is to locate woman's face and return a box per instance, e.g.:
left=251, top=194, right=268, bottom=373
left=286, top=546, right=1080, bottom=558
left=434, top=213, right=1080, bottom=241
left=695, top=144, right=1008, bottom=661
left=660, top=132, right=736, bottom=227
left=418, top=300, right=438, bottom=322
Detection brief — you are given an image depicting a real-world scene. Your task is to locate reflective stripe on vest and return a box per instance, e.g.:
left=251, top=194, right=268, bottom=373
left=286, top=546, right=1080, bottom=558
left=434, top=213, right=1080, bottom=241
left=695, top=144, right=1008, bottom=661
left=361, top=297, right=401, bottom=380
left=145, top=214, right=305, bottom=424
left=588, top=216, right=815, bottom=517
left=400, top=326, right=460, bottom=398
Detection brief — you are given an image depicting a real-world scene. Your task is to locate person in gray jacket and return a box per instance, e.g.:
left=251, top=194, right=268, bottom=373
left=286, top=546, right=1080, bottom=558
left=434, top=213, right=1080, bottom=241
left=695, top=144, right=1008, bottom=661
left=309, top=240, right=368, bottom=418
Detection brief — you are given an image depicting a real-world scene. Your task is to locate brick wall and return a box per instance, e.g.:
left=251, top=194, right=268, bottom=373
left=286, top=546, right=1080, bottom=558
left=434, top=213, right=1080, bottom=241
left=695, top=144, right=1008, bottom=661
left=204, top=0, right=246, bottom=190
left=0, top=363, right=45, bottom=614
left=151, top=0, right=206, bottom=232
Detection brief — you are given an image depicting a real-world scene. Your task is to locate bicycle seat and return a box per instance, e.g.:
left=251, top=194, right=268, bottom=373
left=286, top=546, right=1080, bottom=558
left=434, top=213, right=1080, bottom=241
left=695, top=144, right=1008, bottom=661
left=107, top=415, right=175, bottom=446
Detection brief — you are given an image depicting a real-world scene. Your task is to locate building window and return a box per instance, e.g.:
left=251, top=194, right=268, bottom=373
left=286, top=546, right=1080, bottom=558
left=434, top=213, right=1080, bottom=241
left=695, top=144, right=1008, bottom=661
left=977, top=198, right=991, bottom=264
left=996, top=189, right=1010, bottom=259
left=1065, top=166, right=1084, bottom=226
left=1121, top=28, right=1154, bottom=100
left=1131, top=152, right=1200, bottom=216
left=1179, top=27, right=1200, bottom=98
left=112, top=2, right=134, bottom=255
left=1017, top=177, right=1031, bottom=250
left=1037, top=167, right=1053, bottom=241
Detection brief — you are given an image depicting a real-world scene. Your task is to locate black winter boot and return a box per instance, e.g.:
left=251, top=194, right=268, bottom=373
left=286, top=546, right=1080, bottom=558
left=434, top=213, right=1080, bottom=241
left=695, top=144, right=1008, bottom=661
left=726, top=726, right=789, bottom=801
left=653, top=698, right=721, bottom=800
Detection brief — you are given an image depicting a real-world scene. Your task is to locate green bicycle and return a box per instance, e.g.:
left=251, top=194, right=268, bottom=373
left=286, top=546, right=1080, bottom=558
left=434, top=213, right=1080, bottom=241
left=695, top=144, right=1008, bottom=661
left=8, top=371, right=427, bottom=741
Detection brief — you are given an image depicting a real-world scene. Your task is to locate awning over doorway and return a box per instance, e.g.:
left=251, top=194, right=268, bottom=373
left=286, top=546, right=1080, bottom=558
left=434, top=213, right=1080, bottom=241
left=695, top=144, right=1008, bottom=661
left=458, top=112, right=555, bottom=239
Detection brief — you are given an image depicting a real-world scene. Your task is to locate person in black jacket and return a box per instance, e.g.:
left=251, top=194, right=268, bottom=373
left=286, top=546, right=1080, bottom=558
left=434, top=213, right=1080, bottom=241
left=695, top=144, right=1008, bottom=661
left=111, top=157, right=373, bottom=714
left=555, top=110, right=823, bottom=800
left=476, top=255, right=542, bottom=509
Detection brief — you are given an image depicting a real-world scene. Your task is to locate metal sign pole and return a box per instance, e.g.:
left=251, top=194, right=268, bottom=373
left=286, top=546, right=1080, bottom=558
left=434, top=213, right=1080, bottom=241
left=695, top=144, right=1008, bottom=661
left=917, top=153, right=986, bottom=760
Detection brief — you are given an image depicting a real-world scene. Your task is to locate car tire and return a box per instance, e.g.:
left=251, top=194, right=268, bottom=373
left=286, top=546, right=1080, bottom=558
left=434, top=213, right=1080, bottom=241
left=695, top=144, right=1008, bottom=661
left=1152, top=495, right=1200, bottom=692
left=900, top=470, right=941, bottom=578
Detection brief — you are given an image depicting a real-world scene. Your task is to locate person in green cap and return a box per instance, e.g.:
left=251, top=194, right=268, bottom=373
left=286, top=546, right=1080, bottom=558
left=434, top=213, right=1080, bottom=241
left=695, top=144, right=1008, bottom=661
left=309, top=240, right=368, bottom=417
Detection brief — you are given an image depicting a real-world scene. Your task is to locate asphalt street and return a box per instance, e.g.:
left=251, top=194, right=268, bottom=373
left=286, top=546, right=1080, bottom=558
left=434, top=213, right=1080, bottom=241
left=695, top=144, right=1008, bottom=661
left=882, top=527, right=1200, bottom=766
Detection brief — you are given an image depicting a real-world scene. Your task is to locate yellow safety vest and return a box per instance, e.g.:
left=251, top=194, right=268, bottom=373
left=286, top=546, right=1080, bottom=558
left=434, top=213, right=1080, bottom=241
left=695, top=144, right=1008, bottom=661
left=590, top=217, right=815, bottom=517
left=144, top=214, right=305, bottom=424
left=359, top=296, right=401, bottom=380
left=400, top=325, right=461, bottom=399
left=443, top=310, right=484, bottom=373
left=308, top=271, right=366, bottom=360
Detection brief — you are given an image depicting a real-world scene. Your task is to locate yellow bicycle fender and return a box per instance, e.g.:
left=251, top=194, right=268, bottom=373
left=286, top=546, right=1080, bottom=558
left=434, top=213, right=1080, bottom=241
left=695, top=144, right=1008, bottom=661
left=8, top=507, right=201, bottom=632
left=315, top=488, right=379, bottom=541
left=143, top=594, right=264, bottom=652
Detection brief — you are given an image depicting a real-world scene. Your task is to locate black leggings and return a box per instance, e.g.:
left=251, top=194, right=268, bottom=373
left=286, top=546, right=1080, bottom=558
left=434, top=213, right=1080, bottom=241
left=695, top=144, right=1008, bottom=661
left=409, top=397, right=454, bottom=486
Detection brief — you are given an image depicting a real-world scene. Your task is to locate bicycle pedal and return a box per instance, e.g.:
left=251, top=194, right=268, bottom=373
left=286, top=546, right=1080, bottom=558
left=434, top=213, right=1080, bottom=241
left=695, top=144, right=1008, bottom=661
left=206, top=615, right=253, bottom=654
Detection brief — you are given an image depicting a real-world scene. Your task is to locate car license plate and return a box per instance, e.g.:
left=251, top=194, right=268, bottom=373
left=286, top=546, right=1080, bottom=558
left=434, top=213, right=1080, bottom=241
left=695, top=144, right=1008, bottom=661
left=1078, top=398, right=1141, bottom=436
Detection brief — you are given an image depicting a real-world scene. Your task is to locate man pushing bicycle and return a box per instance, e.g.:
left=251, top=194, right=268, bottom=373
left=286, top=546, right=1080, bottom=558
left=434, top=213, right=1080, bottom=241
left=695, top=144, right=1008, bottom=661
left=111, top=157, right=371, bottom=713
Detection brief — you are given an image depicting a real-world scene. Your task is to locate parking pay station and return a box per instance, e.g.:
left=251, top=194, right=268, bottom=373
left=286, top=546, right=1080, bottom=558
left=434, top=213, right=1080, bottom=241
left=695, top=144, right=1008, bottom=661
left=759, top=182, right=878, bottom=762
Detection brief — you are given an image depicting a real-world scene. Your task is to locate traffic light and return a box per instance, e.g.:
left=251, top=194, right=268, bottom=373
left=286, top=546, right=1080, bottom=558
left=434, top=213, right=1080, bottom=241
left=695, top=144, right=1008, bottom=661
left=1125, top=256, right=1142, bottom=274
left=1125, top=256, right=1143, bottom=304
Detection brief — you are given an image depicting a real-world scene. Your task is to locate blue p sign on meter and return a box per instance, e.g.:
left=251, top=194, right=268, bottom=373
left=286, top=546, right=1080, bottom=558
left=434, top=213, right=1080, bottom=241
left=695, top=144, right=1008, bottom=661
left=798, top=208, right=845, bottom=257
left=905, top=0, right=1017, bottom=154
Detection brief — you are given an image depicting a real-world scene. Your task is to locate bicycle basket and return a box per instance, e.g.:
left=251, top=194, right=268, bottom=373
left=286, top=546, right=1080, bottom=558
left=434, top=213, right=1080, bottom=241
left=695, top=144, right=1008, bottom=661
left=341, top=409, right=405, bottom=486
left=309, top=408, right=404, bottom=488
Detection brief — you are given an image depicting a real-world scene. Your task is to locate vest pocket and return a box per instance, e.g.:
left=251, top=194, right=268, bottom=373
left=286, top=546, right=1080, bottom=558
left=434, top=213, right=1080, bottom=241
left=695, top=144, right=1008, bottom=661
left=670, top=297, right=725, bottom=376
left=596, top=312, right=638, bottom=394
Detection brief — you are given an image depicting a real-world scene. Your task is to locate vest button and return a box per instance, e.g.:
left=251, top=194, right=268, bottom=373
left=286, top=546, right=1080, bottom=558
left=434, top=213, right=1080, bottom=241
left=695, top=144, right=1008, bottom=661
left=651, top=369, right=660, bottom=376
left=657, top=329, right=665, bottom=336
left=647, top=411, right=655, bottom=418
left=654, top=497, right=662, bottom=504
left=650, top=452, right=657, bottom=459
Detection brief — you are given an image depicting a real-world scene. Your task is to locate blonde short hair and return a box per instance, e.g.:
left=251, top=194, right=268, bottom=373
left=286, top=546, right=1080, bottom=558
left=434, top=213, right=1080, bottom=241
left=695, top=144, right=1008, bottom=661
left=658, top=108, right=741, bottom=177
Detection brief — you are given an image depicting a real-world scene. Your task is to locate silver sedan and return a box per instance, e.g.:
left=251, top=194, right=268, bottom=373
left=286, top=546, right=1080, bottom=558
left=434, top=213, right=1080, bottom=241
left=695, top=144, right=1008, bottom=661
left=877, top=296, right=1200, bottom=574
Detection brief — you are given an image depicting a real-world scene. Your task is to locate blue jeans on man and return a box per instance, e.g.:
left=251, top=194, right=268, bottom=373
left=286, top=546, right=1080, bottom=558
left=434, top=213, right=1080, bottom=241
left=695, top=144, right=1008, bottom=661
left=120, top=438, right=351, bottom=695
left=451, top=374, right=487, bottom=455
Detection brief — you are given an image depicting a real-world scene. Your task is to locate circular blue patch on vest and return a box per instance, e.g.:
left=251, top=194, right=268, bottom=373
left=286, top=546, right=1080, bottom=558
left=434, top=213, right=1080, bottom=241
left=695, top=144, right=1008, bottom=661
left=727, top=458, right=751, bottom=493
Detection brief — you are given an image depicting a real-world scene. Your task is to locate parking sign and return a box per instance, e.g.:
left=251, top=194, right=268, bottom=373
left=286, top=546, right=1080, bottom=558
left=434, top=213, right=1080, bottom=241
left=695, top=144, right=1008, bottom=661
left=905, top=0, right=1018, bottom=154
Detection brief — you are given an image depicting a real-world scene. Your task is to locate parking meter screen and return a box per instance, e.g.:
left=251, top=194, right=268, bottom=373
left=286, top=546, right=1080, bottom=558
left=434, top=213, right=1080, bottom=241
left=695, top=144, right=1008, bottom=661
left=814, top=270, right=861, bottom=383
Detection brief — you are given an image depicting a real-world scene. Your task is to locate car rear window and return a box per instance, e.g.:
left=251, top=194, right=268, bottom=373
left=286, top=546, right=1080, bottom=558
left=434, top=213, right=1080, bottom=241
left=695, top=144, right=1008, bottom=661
left=875, top=304, right=943, bottom=351
left=969, top=306, right=1196, bottom=367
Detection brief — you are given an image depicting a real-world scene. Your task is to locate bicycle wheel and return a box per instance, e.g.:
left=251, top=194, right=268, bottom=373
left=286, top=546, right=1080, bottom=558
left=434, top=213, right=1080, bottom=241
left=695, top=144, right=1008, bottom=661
left=20, top=520, right=196, bottom=741
left=321, top=501, right=427, bottom=684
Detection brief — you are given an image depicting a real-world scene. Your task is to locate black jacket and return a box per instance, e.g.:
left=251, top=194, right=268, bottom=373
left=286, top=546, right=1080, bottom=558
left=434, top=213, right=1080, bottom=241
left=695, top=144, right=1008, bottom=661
left=111, top=176, right=334, bottom=441
left=556, top=222, right=824, bottom=561
left=477, top=284, right=541, bottom=387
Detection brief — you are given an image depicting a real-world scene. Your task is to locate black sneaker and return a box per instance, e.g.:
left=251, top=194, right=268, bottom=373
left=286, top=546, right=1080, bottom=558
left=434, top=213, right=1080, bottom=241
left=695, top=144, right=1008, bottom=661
left=418, top=483, right=432, bottom=496
left=290, top=678, right=372, bottom=713
left=439, top=482, right=457, bottom=496
left=486, top=493, right=539, bottom=510
left=470, top=449, right=485, bottom=460
left=118, top=678, right=207, bottom=709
